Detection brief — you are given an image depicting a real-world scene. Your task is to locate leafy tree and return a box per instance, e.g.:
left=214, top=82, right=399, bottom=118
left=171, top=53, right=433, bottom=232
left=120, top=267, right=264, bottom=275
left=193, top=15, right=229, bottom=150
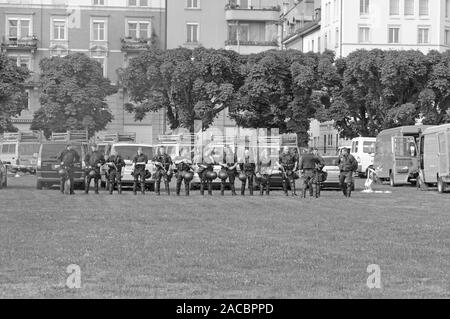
left=120, top=47, right=244, bottom=133
left=0, top=53, right=30, bottom=133
left=317, top=49, right=430, bottom=138
left=31, top=53, right=116, bottom=138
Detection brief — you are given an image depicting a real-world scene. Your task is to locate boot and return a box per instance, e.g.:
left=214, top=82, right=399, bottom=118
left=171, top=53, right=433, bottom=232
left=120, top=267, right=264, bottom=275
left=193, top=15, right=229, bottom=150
left=302, top=187, right=307, bottom=198
left=282, top=181, right=288, bottom=196
left=200, top=181, right=205, bottom=195
left=260, top=184, right=264, bottom=196
left=155, top=182, right=160, bottom=195
left=220, top=182, right=225, bottom=196
left=85, top=179, right=89, bottom=194
left=109, top=180, right=114, bottom=195
left=266, top=183, right=270, bottom=196
left=208, top=182, right=213, bottom=195
left=94, top=181, right=99, bottom=194
left=291, top=180, right=297, bottom=196
left=118, top=183, right=122, bottom=195
left=342, top=184, right=347, bottom=197
left=60, top=180, right=65, bottom=194
left=185, top=182, right=190, bottom=196
left=346, top=183, right=352, bottom=198
left=141, top=182, right=145, bottom=195
left=176, top=181, right=181, bottom=196
left=249, top=182, right=253, bottom=196
left=133, top=182, right=137, bottom=195
left=231, top=184, right=237, bottom=196
left=165, top=182, right=170, bottom=195
left=241, top=182, right=245, bottom=196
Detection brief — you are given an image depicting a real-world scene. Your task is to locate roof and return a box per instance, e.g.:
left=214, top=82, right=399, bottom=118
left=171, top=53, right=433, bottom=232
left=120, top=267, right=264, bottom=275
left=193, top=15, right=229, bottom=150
left=377, top=125, right=433, bottom=136
left=422, top=123, right=450, bottom=135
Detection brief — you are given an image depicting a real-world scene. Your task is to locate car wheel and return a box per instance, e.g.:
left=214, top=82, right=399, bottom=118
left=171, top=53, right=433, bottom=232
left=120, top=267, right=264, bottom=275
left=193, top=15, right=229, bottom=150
left=36, top=180, right=43, bottom=190
left=437, top=178, right=447, bottom=193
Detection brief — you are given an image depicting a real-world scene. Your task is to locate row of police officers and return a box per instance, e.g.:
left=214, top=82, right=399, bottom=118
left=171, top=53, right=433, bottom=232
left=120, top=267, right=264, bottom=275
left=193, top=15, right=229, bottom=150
left=57, top=143, right=358, bottom=198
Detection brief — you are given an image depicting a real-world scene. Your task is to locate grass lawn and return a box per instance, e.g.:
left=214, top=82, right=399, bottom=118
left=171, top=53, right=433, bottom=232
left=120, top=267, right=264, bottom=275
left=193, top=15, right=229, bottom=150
left=0, top=175, right=449, bottom=298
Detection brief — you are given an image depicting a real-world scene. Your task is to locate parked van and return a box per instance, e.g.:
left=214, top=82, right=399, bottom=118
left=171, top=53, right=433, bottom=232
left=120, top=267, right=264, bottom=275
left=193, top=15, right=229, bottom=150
left=418, top=124, right=450, bottom=193
left=0, top=132, right=42, bottom=174
left=350, top=137, right=376, bottom=177
left=373, top=125, right=432, bottom=187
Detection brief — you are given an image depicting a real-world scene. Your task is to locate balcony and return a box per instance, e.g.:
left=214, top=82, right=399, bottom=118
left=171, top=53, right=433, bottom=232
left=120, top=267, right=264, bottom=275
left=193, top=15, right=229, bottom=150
left=224, top=39, right=278, bottom=54
left=225, top=3, right=281, bottom=21
left=1, top=36, right=38, bottom=53
left=120, top=37, right=151, bottom=52
left=225, top=40, right=278, bottom=46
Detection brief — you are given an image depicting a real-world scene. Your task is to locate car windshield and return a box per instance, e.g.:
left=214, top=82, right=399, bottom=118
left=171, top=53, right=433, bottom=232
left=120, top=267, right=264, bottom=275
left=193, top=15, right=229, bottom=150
left=41, top=144, right=82, bottom=160
left=363, top=141, right=375, bottom=154
left=323, top=157, right=338, bottom=166
left=19, top=143, right=41, bottom=156
left=113, top=146, right=153, bottom=160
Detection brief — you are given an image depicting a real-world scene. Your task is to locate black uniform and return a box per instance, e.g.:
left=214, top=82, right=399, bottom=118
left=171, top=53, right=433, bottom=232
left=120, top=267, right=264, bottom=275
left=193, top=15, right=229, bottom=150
left=240, top=159, right=256, bottom=196
left=57, top=148, right=80, bottom=194
left=219, top=157, right=238, bottom=196
left=298, top=153, right=321, bottom=198
left=133, top=153, right=149, bottom=195
left=153, top=153, right=173, bottom=195
left=337, top=153, right=358, bottom=197
left=279, top=152, right=298, bottom=196
left=106, top=154, right=125, bottom=194
left=84, top=150, right=105, bottom=194
left=174, top=157, right=194, bottom=196
left=257, top=159, right=272, bottom=196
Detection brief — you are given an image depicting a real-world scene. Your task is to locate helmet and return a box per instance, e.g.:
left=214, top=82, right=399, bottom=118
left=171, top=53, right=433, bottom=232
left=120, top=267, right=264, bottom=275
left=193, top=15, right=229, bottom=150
left=206, top=171, right=217, bottom=180
left=58, top=168, right=67, bottom=177
left=89, top=170, right=97, bottom=178
left=145, top=170, right=152, bottom=179
left=184, top=171, right=194, bottom=182
left=238, top=172, right=247, bottom=182
left=218, top=170, right=228, bottom=180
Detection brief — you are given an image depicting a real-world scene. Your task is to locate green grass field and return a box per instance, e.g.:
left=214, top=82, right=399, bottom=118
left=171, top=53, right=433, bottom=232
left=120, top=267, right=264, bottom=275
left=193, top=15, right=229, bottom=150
left=0, top=175, right=449, bottom=298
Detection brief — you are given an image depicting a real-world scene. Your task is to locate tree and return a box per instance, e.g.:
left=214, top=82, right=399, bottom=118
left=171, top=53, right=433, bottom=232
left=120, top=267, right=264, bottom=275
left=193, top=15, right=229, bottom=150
left=229, top=50, right=331, bottom=146
left=120, top=47, right=244, bottom=133
left=31, top=53, right=117, bottom=138
left=0, top=53, right=30, bottom=133
left=317, top=49, right=430, bottom=138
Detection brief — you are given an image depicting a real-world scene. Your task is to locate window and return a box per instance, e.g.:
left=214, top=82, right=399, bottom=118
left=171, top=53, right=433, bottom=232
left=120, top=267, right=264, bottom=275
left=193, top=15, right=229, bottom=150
left=228, top=24, right=249, bottom=42
left=92, top=21, right=106, bottom=41
left=92, top=57, right=106, bottom=77
left=404, top=0, right=414, bottom=16
left=8, top=55, right=32, bottom=70
left=388, top=26, right=400, bottom=43
left=93, top=0, right=105, bottom=5
left=128, top=0, right=148, bottom=6
left=447, top=0, right=450, bottom=18
left=358, top=26, right=370, bottom=43
left=418, top=27, right=429, bottom=43
left=7, top=18, right=31, bottom=39
left=317, top=36, right=321, bottom=52
left=186, top=23, right=199, bottom=43
left=360, top=0, right=369, bottom=15
left=389, top=0, right=400, bottom=15
left=237, top=0, right=249, bottom=9
left=335, top=27, right=339, bottom=48
left=52, top=19, right=66, bottom=40
left=324, top=33, right=328, bottom=50
left=446, top=29, right=450, bottom=45
left=187, top=0, right=200, bottom=9
left=25, top=90, right=30, bottom=110
left=127, top=21, right=151, bottom=39
left=419, top=0, right=429, bottom=16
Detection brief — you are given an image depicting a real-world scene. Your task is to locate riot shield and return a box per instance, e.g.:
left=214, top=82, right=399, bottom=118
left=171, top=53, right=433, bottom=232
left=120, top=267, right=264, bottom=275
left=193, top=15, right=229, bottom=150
left=257, top=129, right=280, bottom=175
left=237, top=129, right=257, bottom=164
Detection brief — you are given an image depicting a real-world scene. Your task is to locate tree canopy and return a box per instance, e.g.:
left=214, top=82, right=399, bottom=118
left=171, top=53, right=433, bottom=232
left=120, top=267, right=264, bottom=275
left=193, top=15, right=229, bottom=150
left=31, top=53, right=117, bottom=138
left=0, top=53, right=30, bottom=133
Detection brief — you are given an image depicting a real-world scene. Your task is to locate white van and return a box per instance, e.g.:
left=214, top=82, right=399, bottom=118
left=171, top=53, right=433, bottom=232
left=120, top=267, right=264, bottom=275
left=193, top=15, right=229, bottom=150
left=350, top=137, right=376, bottom=177
left=419, top=124, right=450, bottom=193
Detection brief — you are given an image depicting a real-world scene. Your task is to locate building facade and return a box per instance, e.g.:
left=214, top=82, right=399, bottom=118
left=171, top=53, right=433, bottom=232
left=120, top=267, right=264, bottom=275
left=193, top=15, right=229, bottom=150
left=0, top=0, right=166, bottom=144
left=321, top=0, right=450, bottom=58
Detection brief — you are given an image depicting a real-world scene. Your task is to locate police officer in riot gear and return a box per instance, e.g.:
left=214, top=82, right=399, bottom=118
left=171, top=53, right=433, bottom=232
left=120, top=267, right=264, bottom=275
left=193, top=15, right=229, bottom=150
left=84, top=143, right=105, bottom=194
left=132, top=147, right=148, bottom=195
left=173, top=148, right=194, bottom=196
left=277, top=146, right=298, bottom=196
left=153, top=146, right=173, bottom=196
left=257, top=149, right=272, bottom=196
left=218, top=145, right=238, bottom=196
left=57, top=142, right=80, bottom=195
left=299, top=147, right=321, bottom=198
left=337, top=147, right=358, bottom=198
left=312, top=147, right=326, bottom=197
left=197, top=147, right=215, bottom=196
left=106, top=149, right=125, bottom=195
left=239, top=149, right=256, bottom=196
